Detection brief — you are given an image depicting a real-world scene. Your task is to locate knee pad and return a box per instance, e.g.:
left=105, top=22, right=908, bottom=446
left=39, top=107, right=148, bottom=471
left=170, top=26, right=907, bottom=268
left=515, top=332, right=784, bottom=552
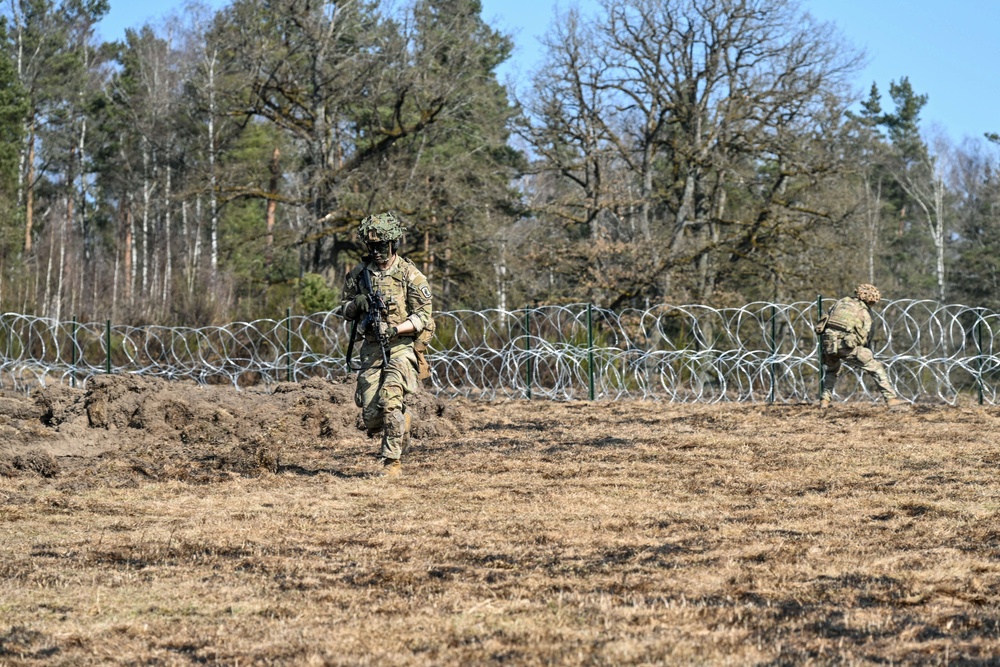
left=362, top=405, right=383, bottom=433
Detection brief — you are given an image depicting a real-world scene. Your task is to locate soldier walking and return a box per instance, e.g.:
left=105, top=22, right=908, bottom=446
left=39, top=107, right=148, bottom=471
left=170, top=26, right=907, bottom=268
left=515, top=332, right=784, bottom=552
left=341, top=212, right=434, bottom=475
left=815, top=284, right=904, bottom=408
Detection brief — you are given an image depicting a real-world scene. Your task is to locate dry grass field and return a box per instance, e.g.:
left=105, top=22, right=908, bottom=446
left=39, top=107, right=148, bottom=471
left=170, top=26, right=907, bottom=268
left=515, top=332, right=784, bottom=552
left=2, top=375, right=1000, bottom=665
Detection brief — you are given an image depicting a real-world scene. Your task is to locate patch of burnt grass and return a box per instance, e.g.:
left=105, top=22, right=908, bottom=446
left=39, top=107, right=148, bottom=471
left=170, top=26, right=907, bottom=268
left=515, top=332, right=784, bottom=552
left=805, top=573, right=919, bottom=607
left=0, top=626, right=60, bottom=660
left=0, top=450, right=59, bottom=478
left=427, top=565, right=465, bottom=580
left=160, top=640, right=219, bottom=664
left=0, top=561, right=35, bottom=582
left=897, top=501, right=934, bottom=517
left=473, top=553, right=518, bottom=569
left=82, top=539, right=300, bottom=570
left=804, top=609, right=900, bottom=642
left=542, top=436, right=633, bottom=454
left=478, top=421, right=548, bottom=432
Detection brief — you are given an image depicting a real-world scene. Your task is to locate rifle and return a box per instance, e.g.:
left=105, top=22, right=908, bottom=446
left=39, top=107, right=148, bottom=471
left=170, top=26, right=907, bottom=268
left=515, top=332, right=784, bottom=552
left=359, top=267, right=391, bottom=369
left=345, top=318, right=359, bottom=370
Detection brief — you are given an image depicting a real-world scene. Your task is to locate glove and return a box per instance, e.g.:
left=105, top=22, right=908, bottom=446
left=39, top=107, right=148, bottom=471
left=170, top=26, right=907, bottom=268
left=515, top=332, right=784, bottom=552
left=352, top=293, right=369, bottom=314
left=386, top=326, right=399, bottom=339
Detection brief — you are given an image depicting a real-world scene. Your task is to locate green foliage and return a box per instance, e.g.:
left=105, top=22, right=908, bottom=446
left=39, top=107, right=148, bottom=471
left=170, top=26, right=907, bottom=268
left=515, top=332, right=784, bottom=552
left=298, top=273, right=339, bottom=314
left=0, top=22, right=26, bottom=206
left=0, top=23, right=26, bottom=261
left=219, top=197, right=299, bottom=309
left=7, top=0, right=1000, bottom=323
left=884, top=77, right=929, bottom=161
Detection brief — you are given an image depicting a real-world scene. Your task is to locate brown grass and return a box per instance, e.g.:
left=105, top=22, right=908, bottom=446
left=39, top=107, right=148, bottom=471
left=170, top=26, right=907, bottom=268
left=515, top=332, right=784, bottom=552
left=3, top=392, right=1000, bottom=665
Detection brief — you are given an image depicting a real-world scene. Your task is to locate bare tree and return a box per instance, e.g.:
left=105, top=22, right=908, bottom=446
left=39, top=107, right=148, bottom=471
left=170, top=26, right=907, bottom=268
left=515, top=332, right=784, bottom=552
left=894, top=130, right=952, bottom=303
left=949, top=137, right=1000, bottom=308
left=520, top=0, right=864, bottom=306
left=861, top=175, right=883, bottom=285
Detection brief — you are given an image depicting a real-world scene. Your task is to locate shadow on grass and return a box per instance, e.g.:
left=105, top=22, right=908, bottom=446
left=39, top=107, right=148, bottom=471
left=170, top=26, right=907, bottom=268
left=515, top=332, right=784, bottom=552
left=277, top=463, right=378, bottom=479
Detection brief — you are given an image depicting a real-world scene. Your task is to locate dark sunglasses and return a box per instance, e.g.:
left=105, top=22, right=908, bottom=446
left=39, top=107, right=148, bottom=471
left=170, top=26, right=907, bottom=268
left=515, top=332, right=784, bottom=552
left=366, top=240, right=392, bottom=255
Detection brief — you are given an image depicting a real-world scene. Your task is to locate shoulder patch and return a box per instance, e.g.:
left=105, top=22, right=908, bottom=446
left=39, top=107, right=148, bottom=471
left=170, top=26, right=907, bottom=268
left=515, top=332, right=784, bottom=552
left=420, top=285, right=432, bottom=299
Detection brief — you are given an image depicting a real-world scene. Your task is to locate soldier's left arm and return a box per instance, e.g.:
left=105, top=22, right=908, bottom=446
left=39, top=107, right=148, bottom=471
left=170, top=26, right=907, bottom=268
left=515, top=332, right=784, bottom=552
left=404, top=265, right=433, bottom=333
left=387, top=263, right=432, bottom=338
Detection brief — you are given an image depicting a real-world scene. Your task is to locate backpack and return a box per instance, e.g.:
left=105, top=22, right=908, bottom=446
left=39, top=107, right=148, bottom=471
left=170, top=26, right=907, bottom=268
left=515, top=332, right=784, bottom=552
left=820, top=297, right=869, bottom=348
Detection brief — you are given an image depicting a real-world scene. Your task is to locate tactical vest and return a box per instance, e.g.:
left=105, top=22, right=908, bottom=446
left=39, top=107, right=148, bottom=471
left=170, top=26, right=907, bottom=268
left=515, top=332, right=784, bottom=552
left=825, top=297, right=868, bottom=334
left=359, top=257, right=435, bottom=378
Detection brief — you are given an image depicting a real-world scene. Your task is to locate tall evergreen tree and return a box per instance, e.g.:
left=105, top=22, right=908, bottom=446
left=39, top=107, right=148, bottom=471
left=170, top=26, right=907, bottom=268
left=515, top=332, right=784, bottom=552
left=0, top=17, right=28, bottom=295
left=357, top=0, right=524, bottom=309
left=0, top=17, right=27, bottom=224
left=881, top=77, right=949, bottom=302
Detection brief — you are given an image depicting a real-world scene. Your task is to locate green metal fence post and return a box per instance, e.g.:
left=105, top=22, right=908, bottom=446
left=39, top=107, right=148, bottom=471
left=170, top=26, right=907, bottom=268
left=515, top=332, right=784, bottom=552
left=769, top=304, right=776, bottom=404
left=71, top=316, right=77, bottom=388
left=286, top=307, right=292, bottom=383
left=587, top=303, right=595, bottom=401
left=816, top=295, right=824, bottom=400
left=977, top=308, right=985, bottom=406
left=105, top=319, right=112, bottom=374
left=524, top=307, right=532, bottom=400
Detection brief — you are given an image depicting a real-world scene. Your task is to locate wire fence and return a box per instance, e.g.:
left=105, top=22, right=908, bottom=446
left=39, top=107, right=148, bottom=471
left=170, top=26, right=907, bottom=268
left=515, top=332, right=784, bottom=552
left=1, top=299, right=998, bottom=404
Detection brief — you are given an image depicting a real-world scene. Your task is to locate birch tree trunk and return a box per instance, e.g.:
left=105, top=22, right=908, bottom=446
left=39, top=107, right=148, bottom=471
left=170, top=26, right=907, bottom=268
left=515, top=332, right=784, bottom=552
left=55, top=196, right=68, bottom=322
left=191, top=196, right=203, bottom=294
left=141, top=142, right=152, bottom=298
left=863, top=176, right=882, bottom=285
left=897, top=160, right=948, bottom=303
left=128, top=195, right=136, bottom=305
left=43, top=210, right=53, bottom=315
left=163, top=165, right=172, bottom=306
left=206, top=50, right=219, bottom=278
left=24, top=120, right=35, bottom=253
left=113, top=197, right=123, bottom=313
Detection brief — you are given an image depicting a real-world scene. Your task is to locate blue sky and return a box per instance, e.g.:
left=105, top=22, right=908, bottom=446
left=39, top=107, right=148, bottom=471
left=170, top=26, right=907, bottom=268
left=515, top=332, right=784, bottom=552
left=98, top=0, right=1000, bottom=142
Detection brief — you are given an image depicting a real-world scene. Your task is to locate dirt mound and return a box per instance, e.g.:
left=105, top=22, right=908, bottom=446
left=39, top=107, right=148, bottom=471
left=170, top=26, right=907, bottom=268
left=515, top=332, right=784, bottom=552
left=0, top=374, right=466, bottom=486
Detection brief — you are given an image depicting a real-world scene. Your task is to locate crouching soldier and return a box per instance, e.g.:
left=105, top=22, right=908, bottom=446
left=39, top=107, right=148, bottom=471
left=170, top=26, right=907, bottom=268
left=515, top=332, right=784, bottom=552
left=815, top=283, right=904, bottom=408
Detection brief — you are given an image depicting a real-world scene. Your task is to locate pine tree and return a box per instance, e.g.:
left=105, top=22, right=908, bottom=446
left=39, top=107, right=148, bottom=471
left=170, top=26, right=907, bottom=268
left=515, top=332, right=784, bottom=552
left=0, top=17, right=28, bottom=294
left=881, top=77, right=949, bottom=302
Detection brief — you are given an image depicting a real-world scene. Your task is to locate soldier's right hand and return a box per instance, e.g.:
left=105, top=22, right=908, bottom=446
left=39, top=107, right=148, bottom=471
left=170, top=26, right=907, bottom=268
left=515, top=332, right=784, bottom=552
left=353, top=293, right=369, bottom=314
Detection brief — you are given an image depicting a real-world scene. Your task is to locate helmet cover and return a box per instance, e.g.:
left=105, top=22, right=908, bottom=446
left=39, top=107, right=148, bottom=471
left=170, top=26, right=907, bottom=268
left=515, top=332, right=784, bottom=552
left=358, top=212, right=404, bottom=243
left=854, top=283, right=881, bottom=304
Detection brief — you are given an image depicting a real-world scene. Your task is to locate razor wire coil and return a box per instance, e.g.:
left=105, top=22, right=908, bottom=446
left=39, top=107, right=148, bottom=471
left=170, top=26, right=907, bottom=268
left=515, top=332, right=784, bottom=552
left=0, top=299, right=998, bottom=404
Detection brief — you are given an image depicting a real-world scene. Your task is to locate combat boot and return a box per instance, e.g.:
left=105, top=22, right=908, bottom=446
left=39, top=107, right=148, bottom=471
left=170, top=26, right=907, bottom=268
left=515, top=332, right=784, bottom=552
left=382, top=458, right=402, bottom=477
left=819, top=398, right=831, bottom=409
left=886, top=397, right=907, bottom=409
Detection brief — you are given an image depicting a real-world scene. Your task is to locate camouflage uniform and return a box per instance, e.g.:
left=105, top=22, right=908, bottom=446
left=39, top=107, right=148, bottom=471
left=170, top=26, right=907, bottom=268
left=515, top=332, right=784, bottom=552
left=342, top=213, right=433, bottom=465
left=815, top=284, right=898, bottom=405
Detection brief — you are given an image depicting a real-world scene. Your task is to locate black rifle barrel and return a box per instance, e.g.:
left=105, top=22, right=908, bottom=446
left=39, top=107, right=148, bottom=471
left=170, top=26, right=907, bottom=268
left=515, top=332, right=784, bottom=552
left=360, top=267, right=390, bottom=368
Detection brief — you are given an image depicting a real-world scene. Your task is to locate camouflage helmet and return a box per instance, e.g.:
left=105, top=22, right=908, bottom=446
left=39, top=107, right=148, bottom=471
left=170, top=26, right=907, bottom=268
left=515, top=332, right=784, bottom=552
left=854, top=283, right=881, bottom=304
left=358, top=212, right=405, bottom=243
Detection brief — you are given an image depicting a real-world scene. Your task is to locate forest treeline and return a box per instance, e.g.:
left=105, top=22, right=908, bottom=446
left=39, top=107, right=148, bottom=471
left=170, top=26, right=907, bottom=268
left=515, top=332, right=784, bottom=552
left=2, top=0, right=999, bottom=326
